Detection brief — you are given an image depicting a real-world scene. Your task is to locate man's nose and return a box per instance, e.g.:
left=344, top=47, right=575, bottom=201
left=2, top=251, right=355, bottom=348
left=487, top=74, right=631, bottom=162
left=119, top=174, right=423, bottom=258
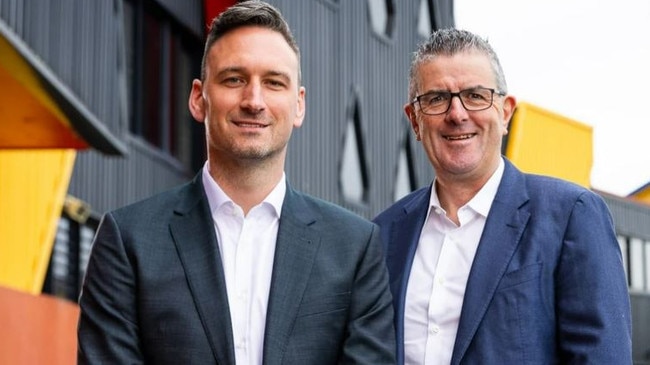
left=240, top=82, right=265, bottom=112
left=445, top=95, right=469, bottom=121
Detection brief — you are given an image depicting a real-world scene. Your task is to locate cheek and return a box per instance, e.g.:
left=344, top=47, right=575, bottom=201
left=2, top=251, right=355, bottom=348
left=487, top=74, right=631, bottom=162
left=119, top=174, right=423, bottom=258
left=273, top=99, right=301, bottom=119
left=498, top=118, right=509, bottom=135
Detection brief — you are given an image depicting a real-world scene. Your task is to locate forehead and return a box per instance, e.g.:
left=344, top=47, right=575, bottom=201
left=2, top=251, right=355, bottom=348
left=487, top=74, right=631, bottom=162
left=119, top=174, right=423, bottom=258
left=416, top=51, right=495, bottom=90
left=206, top=26, right=299, bottom=79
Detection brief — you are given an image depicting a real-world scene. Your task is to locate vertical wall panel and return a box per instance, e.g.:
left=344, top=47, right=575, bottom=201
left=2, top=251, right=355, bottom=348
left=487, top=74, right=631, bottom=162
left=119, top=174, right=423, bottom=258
left=275, top=0, right=436, bottom=217
left=1, top=0, right=452, bottom=217
left=6, top=1, right=650, bottom=360
left=602, top=194, right=650, bottom=242
left=153, top=0, right=203, bottom=37
left=2, top=0, right=124, bottom=137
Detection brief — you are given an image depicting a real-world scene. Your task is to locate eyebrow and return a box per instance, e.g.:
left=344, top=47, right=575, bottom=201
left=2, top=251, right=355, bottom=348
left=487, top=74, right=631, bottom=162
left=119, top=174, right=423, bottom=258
left=216, top=67, right=292, bottom=83
left=420, top=85, right=489, bottom=94
left=265, top=70, right=292, bottom=83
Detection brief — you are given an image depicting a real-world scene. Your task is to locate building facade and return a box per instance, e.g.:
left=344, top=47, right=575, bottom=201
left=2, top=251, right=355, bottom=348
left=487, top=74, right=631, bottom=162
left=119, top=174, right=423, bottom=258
left=1, top=0, right=648, bottom=363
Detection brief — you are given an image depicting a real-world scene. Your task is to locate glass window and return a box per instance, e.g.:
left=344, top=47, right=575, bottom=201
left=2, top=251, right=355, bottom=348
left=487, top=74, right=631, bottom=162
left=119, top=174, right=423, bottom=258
left=340, top=95, right=369, bottom=204
left=617, top=235, right=629, bottom=285
left=79, top=225, right=95, bottom=280
left=417, top=0, right=432, bottom=39
left=645, top=240, right=650, bottom=292
left=123, top=0, right=203, bottom=171
left=123, top=1, right=135, bottom=128
left=44, top=213, right=99, bottom=303
left=367, top=0, right=395, bottom=38
left=170, top=33, right=197, bottom=168
left=394, top=128, right=416, bottom=201
left=142, top=10, right=164, bottom=147
left=630, top=237, right=645, bottom=291
left=341, top=121, right=364, bottom=202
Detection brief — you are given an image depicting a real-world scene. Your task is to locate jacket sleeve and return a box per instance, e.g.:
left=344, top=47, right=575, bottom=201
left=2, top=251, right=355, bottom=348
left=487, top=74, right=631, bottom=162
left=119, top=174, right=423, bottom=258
left=77, top=212, right=143, bottom=364
left=556, top=191, right=632, bottom=363
left=340, top=224, right=397, bottom=364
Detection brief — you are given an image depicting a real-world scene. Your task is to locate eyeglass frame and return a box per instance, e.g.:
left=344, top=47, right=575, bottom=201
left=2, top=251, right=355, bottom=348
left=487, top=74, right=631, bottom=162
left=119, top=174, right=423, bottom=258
left=410, top=87, right=507, bottom=116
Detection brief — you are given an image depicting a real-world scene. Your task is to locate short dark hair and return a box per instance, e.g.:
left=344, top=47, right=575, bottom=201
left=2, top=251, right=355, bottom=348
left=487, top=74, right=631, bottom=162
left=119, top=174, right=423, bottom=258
left=200, top=0, right=301, bottom=82
left=409, top=28, right=507, bottom=101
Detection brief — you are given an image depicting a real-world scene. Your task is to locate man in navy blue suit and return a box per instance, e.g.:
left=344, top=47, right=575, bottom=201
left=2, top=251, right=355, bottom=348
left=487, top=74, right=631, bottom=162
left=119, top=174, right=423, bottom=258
left=374, top=28, right=632, bottom=364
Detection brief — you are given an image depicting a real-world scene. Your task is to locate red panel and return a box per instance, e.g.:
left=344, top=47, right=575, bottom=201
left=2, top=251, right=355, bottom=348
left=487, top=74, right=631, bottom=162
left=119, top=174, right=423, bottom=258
left=203, top=0, right=238, bottom=35
left=0, top=286, right=79, bottom=364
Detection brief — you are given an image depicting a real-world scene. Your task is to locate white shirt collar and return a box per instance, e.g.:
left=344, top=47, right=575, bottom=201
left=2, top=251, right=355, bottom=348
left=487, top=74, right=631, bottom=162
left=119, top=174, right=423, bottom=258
left=201, top=162, right=286, bottom=217
left=429, top=157, right=505, bottom=218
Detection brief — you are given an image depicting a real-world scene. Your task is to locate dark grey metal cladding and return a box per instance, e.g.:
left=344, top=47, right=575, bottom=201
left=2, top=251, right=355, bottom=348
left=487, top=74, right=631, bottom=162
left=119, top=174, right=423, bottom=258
left=1, top=0, right=455, bottom=216
left=152, top=0, right=203, bottom=37
left=274, top=0, right=448, bottom=218
left=0, top=0, right=127, bottom=154
left=602, top=194, right=650, bottom=241
left=0, top=0, right=127, bottom=139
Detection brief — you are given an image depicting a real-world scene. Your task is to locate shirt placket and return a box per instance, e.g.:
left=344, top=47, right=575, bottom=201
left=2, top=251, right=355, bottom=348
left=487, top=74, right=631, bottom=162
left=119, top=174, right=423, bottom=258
left=234, top=214, right=252, bottom=362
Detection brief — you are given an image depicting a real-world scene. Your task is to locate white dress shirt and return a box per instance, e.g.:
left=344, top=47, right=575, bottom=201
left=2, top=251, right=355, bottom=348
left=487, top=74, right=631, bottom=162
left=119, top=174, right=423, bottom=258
left=404, top=158, right=504, bottom=365
left=202, top=163, right=285, bottom=365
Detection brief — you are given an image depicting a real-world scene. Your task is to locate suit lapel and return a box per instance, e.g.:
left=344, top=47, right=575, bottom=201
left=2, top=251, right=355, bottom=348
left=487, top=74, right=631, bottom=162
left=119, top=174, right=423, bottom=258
left=169, top=173, right=236, bottom=365
left=384, top=187, right=430, bottom=358
left=451, top=160, right=531, bottom=364
left=263, top=186, right=320, bottom=365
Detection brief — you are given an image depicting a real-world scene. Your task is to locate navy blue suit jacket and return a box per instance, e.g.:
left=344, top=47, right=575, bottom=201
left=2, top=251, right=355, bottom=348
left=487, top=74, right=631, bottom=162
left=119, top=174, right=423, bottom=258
left=78, top=171, right=395, bottom=364
left=374, top=159, right=632, bottom=364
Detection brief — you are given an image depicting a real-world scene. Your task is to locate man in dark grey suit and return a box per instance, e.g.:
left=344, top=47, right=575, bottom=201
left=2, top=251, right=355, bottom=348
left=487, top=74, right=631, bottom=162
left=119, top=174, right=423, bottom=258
left=77, top=1, right=395, bottom=364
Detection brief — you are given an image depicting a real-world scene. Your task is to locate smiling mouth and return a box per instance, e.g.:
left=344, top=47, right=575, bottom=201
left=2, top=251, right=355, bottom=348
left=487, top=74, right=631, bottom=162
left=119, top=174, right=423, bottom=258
left=444, top=133, right=475, bottom=141
left=234, top=122, right=267, bottom=128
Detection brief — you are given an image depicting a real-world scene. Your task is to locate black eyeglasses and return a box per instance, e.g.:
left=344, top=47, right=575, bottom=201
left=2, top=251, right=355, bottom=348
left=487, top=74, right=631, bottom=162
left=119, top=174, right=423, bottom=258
left=411, top=87, right=506, bottom=115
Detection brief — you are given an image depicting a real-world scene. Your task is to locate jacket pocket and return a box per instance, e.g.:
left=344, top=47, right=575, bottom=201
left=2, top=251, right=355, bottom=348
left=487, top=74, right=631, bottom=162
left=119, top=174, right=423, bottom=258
left=296, top=292, right=351, bottom=318
left=496, top=262, right=542, bottom=291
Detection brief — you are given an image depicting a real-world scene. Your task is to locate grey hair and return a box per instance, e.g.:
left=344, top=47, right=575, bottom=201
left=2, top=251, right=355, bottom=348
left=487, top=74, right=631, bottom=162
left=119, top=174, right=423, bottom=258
left=200, top=0, right=301, bottom=82
left=408, top=28, right=507, bottom=100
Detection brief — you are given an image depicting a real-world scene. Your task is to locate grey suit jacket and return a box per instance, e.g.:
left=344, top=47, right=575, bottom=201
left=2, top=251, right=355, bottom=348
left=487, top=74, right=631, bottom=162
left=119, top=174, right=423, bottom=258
left=78, top=172, right=396, bottom=364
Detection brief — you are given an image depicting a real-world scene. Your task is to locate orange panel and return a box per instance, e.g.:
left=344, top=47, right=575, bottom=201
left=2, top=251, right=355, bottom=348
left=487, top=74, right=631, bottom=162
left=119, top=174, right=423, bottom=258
left=0, top=64, right=87, bottom=149
left=0, top=286, right=78, bottom=364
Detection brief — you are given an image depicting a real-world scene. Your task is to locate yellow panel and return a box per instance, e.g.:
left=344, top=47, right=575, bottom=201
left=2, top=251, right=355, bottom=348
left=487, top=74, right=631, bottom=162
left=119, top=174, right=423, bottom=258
left=630, top=187, right=650, bottom=205
left=0, top=150, right=76, bottom=294
left=505, top=102, right=593, bottom=188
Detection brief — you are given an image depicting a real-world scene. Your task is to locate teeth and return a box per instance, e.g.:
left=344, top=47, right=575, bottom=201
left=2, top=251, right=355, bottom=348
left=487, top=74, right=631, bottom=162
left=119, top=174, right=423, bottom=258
left=237, top=123, right=264, bottom=128
left=445, top=134, right=473, bottom=140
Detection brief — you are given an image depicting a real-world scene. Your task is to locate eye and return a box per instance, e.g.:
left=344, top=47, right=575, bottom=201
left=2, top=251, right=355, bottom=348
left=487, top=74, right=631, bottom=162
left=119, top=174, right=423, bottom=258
left=221, top=77, right=245, bottom=87
left=465, top=89, right=490, bottom=101
left=422, top=92, right=447, bottom=105
left=264, top=78, right=288, bottom=90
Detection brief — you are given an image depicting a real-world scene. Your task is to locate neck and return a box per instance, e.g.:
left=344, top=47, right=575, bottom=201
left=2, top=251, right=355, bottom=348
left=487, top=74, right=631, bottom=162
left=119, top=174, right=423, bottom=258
left=435, top=156, right=501, bottom=224
left=208, top=158, right=284, bottom=215
left=435, top=179, right=482, bottom=225
left=435, top=172, right=495, bottom=225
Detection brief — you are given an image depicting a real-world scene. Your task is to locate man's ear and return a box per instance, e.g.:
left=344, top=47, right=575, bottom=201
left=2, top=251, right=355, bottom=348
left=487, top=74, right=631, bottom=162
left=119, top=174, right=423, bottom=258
left=294, top=86, right=306, bottom=128
left=501, top=94, right=517, bottom=134
left=188, top=79, right=206, bottom=123
left=404, top=103, right=420, bottom=140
